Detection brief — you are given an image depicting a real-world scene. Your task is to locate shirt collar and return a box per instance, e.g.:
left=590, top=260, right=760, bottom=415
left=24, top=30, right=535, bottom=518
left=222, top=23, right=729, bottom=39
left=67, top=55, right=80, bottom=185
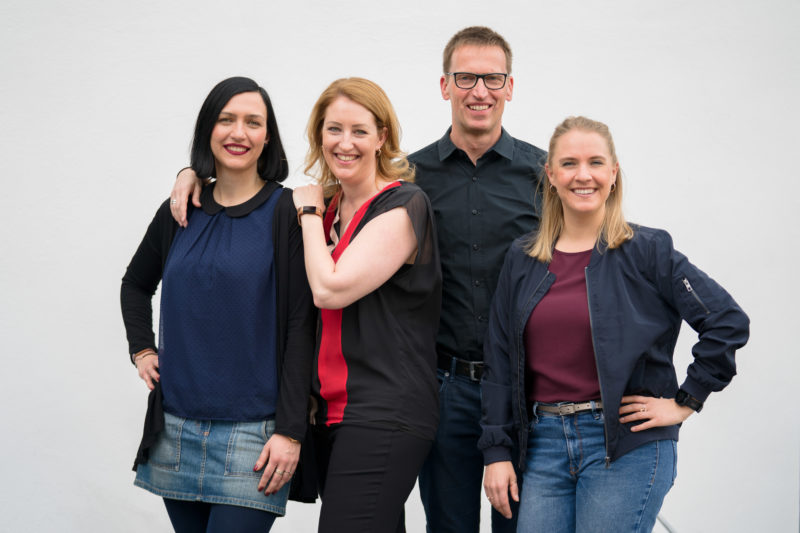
left=436, top=127, right=514, bottom=162
left=201, top=180, right=280, bottom=218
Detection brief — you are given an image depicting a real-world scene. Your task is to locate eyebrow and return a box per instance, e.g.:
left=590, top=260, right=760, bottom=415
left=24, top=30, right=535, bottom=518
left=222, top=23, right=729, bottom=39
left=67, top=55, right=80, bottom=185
left=558, top=155, right=607, bottom=161
left=219, top=111, right=266, bottom=120
left=324, top=120, right=372, bottom=129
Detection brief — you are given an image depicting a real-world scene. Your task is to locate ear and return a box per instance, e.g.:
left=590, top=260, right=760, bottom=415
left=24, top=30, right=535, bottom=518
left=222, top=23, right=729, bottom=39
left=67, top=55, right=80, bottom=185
left=440, top=75, right=451, bottom=101
left=612, top=162, right=619, bottom=183
left=377, top=127, right=388, bottom=149
left=505, top=75, right=514, bottom=102
left=545, top=163, right=554, bottom=184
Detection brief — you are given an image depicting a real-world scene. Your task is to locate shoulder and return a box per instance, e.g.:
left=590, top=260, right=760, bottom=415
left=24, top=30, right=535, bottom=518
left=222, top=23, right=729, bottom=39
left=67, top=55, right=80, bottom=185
left=153, top=197, right=180, bottom=229
left=506, top=134, right=547, bottom=168
left=611, top=224, right=678, bottom=271
left=624, top=224, right=673, bottom=251
left=511, top=136, right=547, bottom=159
left=372, top=182, right=430, bottom=212
left=507, top=232, right=538, bottom=263
left=409, top=139, right=441, bottom=165
left=273, top=185, right=293, bottom=214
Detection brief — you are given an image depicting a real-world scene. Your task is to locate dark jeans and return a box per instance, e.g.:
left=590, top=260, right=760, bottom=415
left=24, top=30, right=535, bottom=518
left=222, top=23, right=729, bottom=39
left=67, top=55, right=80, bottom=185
left=419, top=368, right=518, bottom=533
left=314, top=423, right=432, bottom=533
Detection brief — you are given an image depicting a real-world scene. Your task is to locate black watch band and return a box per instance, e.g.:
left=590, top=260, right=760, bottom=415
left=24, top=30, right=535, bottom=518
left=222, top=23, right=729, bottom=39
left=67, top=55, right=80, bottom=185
left=675, top=389, right=703, bottom=413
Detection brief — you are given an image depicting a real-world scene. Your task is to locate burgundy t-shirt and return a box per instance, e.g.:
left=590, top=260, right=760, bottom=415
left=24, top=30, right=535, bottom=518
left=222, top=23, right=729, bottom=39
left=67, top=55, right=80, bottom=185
left=524, top=248, right=601, bottom=404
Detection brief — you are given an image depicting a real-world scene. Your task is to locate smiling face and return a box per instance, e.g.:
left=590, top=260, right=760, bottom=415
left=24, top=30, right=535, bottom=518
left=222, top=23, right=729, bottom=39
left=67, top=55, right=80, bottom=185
left=321, top=96, right=387, bottom=185
left=210, top=91, right=268, bottom=175
left=546, top=129, right=619, bottom=222
left=441, top=44, right=513, bottom=141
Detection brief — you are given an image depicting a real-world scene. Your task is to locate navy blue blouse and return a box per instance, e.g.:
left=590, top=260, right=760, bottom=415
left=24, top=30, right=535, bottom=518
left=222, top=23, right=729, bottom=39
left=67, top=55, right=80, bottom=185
left=159, top=182, right=281, bottom=421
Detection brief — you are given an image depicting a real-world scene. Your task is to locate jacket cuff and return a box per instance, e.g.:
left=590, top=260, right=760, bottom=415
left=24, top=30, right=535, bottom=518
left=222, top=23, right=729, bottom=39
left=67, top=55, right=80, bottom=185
left=679, top=377, right=712, bottom=403
left=482, top=446, right=512, bottom=466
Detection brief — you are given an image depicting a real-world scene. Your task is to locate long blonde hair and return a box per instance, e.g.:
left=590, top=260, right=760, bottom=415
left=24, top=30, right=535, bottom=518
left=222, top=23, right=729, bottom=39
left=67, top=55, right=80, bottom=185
left=527, top=116, right=633, bottom=262
left=304, top=77, right=414, bottom=198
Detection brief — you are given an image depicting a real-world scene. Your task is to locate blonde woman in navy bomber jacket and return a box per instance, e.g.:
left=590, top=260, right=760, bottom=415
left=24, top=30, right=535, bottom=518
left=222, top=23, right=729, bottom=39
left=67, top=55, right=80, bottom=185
left=479, top=116, right=749, bottom=533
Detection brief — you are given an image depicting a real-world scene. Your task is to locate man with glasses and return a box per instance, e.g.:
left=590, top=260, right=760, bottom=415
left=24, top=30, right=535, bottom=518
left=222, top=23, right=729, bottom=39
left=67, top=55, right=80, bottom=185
left=411, top=26, right=545, bottom=533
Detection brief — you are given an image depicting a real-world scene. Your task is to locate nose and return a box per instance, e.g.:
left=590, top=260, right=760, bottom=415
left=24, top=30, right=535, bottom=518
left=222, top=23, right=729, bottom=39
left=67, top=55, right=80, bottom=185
left=576, top=163, right=592, bottom=179
left=340, top=131, right=354, bottom=149
left=231, top=120, right=246, bottom=139
left=471, top=78, right=489, bottom=98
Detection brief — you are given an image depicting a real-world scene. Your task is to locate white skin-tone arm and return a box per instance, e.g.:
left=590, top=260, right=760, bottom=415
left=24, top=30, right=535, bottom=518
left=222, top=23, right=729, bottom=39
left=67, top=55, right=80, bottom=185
left=619, top=395, right=693, bottom=430
left=483, top=461, right=519, bottom=519
left=293, top=184, right=417, bottom=310
left=170, top=168, right=203, bottom=227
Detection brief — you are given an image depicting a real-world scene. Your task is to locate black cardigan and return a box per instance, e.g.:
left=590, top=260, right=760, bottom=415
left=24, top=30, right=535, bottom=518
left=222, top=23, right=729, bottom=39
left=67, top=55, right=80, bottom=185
left=120, top=182, right=318, bottom=502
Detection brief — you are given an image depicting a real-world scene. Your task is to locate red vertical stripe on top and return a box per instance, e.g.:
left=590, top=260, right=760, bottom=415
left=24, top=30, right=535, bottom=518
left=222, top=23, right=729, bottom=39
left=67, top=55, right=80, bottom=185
left=317, top=181, right=401, bottom=425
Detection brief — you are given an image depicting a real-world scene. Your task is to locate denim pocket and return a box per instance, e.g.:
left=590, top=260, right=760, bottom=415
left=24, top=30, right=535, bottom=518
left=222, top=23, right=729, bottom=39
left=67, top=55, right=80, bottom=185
left=224, top=419, right=272, bottom=477
left=148, top=412, right=183, bottom=471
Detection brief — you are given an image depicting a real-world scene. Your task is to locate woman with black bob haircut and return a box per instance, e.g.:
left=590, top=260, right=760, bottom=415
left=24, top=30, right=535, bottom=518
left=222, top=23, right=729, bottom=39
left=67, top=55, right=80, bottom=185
left=190, top=76, right=288, bottom=183
left=121, top=76, right=315, bottom=532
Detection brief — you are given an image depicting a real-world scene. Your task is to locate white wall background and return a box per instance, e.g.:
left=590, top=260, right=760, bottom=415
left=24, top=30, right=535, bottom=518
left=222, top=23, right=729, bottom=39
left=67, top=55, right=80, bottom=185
left=1, top=1, right=797, bottom=531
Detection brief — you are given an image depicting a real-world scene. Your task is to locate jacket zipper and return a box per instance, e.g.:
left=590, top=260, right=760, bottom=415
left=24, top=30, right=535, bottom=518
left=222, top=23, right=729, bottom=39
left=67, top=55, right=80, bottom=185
left=585, top=267, right=612, bottom=468
left=516, top=271, right=552, bottom=470
left=682, top=278, right=711, bottom=315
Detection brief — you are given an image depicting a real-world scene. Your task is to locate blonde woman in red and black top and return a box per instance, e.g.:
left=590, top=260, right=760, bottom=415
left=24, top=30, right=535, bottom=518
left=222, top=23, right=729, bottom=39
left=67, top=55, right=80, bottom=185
left=293, top=77, right=441, bottom=533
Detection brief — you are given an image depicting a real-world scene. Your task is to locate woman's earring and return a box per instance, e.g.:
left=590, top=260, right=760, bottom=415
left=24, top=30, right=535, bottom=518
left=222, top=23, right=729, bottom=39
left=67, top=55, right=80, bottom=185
left=549, top=184, right=557, bottom=193
left=376, top=148, right=382, bottom=157
left=610, top=183, right=616, bottom=192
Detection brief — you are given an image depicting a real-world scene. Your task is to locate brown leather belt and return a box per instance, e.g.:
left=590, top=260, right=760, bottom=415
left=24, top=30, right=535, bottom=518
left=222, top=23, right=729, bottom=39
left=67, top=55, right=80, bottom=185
left=535, top=401, right=603, bottom=416
left=437, top=354, right=483, bottom=382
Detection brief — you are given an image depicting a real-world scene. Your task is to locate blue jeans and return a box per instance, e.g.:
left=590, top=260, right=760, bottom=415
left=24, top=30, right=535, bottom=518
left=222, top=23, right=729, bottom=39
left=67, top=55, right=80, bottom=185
left=517, top=405, right=676, bottom=533
left=419, top=367, right=518, bottom=533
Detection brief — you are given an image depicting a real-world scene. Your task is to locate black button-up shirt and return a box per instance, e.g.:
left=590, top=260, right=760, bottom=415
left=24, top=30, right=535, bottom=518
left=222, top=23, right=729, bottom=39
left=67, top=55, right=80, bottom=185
left=411, top=128, right=546, bottom=362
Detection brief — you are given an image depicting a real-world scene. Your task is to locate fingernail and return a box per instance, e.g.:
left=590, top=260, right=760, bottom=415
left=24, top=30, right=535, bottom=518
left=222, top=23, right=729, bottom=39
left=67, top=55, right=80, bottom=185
left=253, top=465, right=259, bottom=472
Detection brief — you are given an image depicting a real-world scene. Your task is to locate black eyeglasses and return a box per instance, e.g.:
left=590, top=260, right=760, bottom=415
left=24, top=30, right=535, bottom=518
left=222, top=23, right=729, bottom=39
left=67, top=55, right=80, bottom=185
left=446, top=72, right=509, bottom=90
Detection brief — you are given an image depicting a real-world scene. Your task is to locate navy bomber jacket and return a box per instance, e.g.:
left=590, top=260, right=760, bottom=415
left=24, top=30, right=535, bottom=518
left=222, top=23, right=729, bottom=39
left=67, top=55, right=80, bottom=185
left=478, top=225, right=750, bottom=469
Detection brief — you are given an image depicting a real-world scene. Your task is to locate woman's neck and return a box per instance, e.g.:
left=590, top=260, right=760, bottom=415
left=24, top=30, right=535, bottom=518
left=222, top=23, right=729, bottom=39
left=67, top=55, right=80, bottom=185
left=556, top=208, right=604, bottom=252
left=213, top=169, right=264, bottom=206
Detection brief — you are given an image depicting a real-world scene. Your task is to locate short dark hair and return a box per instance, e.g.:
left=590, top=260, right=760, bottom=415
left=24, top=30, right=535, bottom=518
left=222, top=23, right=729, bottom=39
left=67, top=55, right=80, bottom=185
left=191, top=77, right=289, bottom=182
left=443, top=26, right=513, bottom=74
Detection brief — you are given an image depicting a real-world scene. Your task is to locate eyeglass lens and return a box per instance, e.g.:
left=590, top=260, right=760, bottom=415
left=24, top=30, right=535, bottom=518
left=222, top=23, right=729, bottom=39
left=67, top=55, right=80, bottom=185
left=454, top=73, right=507, bottom=90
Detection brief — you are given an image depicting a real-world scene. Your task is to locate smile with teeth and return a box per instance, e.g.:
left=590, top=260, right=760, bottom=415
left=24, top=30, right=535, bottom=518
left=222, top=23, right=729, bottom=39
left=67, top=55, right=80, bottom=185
left=573, top=188, right=596, bottom=195
left=468, top=104, right=490, bottom=111
left=336, top=154, right=358, bottom=161
left=224, top=144, right=249, bottom=155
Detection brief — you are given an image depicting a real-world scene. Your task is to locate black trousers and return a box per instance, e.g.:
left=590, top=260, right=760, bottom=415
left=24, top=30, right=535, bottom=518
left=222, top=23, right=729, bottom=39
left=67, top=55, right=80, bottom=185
left=314, top=423, right=432, bottom=533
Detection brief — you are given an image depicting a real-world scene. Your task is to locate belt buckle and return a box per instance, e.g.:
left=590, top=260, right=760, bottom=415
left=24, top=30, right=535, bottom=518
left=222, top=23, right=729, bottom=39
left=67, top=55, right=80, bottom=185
left=468, top=362, right=480, bottom=382
left=558, top=404, right=577, bottom=415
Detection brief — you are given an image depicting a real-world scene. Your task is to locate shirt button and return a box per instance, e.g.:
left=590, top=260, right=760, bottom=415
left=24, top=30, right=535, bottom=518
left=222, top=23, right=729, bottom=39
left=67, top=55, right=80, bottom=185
left=472, top=176, right=478, bottom=182
left=472, top=244, right=479, bottom=250
left=471, top=209, right=478, bottom=215
left=474, top=280, right=481, bottom=287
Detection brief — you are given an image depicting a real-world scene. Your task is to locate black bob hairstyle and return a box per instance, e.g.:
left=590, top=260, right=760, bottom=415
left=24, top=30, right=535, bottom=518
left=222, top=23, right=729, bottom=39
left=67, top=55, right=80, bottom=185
left=190, top=76, right=289, bottom=182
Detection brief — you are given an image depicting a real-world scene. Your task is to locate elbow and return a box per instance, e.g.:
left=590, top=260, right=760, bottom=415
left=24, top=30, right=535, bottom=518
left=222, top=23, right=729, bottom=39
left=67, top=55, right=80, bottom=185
left=312, top=289, right=341, bottom=310
left=311, top=286, right=355, bottom=310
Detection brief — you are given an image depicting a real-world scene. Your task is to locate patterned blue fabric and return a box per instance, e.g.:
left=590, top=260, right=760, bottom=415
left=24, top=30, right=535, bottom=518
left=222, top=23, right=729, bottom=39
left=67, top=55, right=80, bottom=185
left=159, top=185, right=281, bottom=421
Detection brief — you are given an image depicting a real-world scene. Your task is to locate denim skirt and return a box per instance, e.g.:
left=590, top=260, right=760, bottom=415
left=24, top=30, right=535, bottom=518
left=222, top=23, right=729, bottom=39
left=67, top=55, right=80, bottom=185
left=134, top=412, right=290, bottom=515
